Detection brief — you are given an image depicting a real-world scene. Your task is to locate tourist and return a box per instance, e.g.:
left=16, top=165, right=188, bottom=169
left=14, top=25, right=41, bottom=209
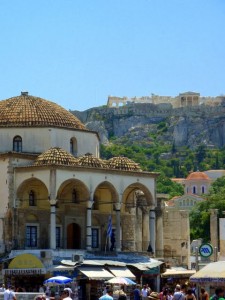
left=60, top=289, right=72, bottom=300
left=185, top=288, right=196, bottom=300
left=133, top=284, right=141, bottom=300
left=99, top=287, right=113, bottom=300
left=173, top=285, right=185, bottom=300
left=200, top=288, right=209, bottom=300
left=4, top=285, right=16, bottom=300
left=0, top=284, right=5, bottom=292
left=210, top=287, right=225, bottom=300
left=142, top=285, right=150, bottom=300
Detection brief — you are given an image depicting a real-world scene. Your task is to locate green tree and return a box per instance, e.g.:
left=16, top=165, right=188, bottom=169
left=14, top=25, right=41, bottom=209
left=190, top=176, right=225, bottom=242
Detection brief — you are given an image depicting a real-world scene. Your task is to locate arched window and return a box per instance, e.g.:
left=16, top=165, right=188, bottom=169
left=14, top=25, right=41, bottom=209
left=202, top=186, right=205, bottom=194
left=70, top=138, right=77, bottom=156
left=13, top=136, right=22, bottom=152
left=29, top=190, right=36, bottom=206
left=193, top=186, right=196, bottom=194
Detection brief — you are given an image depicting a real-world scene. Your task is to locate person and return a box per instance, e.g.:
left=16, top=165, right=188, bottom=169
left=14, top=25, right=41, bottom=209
left=39, top=285, right=45, bottom=293
left=162, top=289, right=169, bottom=300
left=60, top=289, right=72, bottom=300
left=200, top=288, right=209, bottom=300
left=167, top=289, right=173, bottom=300
left=185, top=288, right=196, bottom=300
left=99, top=287, right=113, bottom=300
left=110, top=231, right=115, bottom=251
left=118, top=294, right=127, bottom=300
left=4, top=285, right=16, bottom=300
left=142, top=285, right=149, bottom=300
left=173, top=285, right=185, bottom=300
left=133, top=285, right=141, bottom=300
left=148, top=292, right=160, bottom=300
left=0, top=284, right=5, bottom=292
left=210, top=287, right=225, bottom=300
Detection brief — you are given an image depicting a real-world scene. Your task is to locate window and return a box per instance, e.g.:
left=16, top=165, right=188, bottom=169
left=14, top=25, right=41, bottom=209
left=193, top=186, right=196, bottom=194
left=202, top=186, right=205, bottom=194
left=56, top=227, right=61, bottom=248
left=70, top=138, right=77, bottom=156
left=92, top=228, right=99, bottom=248
left=13, top=136, right=22, bottom=152
left=29, top=190, right=36, bottom=206
left=26, top=226, right=37, bottom=247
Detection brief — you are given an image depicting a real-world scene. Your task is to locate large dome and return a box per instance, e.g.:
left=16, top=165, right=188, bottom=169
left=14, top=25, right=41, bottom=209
left=0, top=92, right=86, bottom=130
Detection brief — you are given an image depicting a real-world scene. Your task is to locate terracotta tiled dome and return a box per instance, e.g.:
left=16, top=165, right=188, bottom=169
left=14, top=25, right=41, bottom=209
left=107, top=156, right=142, bottom=171
left=0, top=92, right=86, bottom=130
left=78, top=153, right=106, bottom=168
left=34, top=147, right=79, bottom=166
left=186, top=171, right=210, bottom=180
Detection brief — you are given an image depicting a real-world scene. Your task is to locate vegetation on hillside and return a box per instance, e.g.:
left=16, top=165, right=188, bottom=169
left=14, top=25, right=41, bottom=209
left=100, top=139, right=225, bottom=198
left=190, top=176, right=225, bottom=242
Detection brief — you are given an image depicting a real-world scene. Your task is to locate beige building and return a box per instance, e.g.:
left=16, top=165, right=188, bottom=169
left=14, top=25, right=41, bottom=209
left=0, top=92, right=160, bottom=257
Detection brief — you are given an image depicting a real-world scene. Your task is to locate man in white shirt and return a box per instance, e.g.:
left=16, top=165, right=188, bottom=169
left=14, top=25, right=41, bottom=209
left=4, top=286, right=16, bottom=300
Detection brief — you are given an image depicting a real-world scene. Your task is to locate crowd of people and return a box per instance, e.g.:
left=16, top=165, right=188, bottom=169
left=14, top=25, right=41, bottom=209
left=98, top=283, right=225, bottom=300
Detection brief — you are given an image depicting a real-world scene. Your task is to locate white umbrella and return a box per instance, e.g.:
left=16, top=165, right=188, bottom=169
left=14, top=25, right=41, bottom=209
left=44, top=276, right=72, bottom=287
left=106, top=277, right=136, bottom=285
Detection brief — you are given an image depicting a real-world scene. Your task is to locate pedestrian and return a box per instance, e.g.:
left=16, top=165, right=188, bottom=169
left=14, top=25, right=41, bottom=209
left=0, top=284, right=5, bottom=292
left=210, top=287, right=225, bottom=300
left=99, top=287, right=113, bottom=300
left=200, top=288, right=209, bottom=300
left=4, top=285, right=16, bottom=300
left=185, top=288, right=196, bottom=300
left=133, top=285, right=141, bottom=300
left=142, top=285, right=149, bottom=300
left=60, top=289, right=72, bottom=300
left=173, top=285, right=185, bottom=300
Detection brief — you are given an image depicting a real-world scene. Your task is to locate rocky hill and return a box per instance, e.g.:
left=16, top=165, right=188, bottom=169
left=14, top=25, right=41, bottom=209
left=71, top=102, right=225, bottom=149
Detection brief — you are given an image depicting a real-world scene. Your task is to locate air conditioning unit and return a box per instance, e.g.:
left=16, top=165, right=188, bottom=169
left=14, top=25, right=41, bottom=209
left=72, top=254, right=83, bottom=263
left=40, top=250, right=52, bottom=259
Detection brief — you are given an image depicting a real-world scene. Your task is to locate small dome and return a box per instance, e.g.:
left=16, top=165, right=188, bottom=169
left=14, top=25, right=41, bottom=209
left=34, top=147, right=79, bottom=166
left=107, top=156, right=142, bottom=171
left=78, top=153, right=106, bottom=168
left=186, top=171, right=210, bottom=180
left=0, top=93, right=86, bottom=130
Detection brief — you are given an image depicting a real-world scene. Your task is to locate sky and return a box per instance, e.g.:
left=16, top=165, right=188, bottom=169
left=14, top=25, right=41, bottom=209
left=0, top=0, right=225, bottom=111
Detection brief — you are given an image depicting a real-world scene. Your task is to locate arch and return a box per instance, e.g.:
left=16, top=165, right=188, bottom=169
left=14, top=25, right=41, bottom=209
left=57, top=179, right=90, bottom=207
left=13, top=135, right=22, bottom=152
left=70, top=137, right=78, bottom=156
left=122, top=182, right=154, bottom=213
left=92, top=181, right=119, bottom=211
left=67, top=223, right=81, bottom=249
left=17, top=178, right=49, bottom=209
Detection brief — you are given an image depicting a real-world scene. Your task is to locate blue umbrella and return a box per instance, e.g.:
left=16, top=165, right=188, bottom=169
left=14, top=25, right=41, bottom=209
left=107, top=277, right=136, bottom=285
left=44, top=276, right=72, bottom=286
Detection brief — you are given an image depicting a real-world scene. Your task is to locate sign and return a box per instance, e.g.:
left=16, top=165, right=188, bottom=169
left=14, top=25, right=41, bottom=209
left=3, top=268, right=46, bottom=275
left=199, top=243, right=213, bottom=257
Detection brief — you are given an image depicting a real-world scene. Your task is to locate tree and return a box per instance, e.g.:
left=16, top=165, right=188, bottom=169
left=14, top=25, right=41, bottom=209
left=190, top=176, right=225, bottom=242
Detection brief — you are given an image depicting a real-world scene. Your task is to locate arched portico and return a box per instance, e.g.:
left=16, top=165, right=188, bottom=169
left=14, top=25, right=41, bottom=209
left=121, top=182, right=154, bottom=252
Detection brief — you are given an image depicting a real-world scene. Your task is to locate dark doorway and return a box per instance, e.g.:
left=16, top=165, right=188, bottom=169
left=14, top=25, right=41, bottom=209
left=67, top=223, right=81, bottom=249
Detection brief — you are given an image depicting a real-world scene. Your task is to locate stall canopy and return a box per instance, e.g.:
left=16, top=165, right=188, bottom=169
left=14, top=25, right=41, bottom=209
left=161, top=268, right=196, bottom=278
left=128, top=260, right=164, bottom=271
left=107, top=267, right=136, bottom=279
left=190, top=261, right=225, bottom=284
left=78, top=267, right=114, bottom=280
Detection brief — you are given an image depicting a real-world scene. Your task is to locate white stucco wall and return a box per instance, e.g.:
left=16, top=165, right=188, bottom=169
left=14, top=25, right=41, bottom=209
left=0, top=127, right=99, bottom=157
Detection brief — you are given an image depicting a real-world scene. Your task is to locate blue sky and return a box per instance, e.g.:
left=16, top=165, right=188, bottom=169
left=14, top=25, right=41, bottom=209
left=0, top=0, right=225, bottom=111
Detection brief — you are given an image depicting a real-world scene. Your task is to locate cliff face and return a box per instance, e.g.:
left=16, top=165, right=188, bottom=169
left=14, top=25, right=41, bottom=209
left=71, top=102, right=225, bottom=149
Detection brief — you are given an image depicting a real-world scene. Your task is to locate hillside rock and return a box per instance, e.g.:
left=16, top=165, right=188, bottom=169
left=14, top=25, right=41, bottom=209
left=71, top=103, right=225, bottom=149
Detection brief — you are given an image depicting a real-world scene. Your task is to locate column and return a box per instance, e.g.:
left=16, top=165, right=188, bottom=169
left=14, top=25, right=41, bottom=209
left=149, top=209, right=156, bottom=254
left=49, top=201, right=56, bottom=250
left=210, top=209, right=218, bottom=249
left=86, top=200, right=93, bottom=251
left=142, top=208, right=150, bottom=251
left=155, top=199, right=164, bottom=257
left=115, top=203, right=122, bottom=252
